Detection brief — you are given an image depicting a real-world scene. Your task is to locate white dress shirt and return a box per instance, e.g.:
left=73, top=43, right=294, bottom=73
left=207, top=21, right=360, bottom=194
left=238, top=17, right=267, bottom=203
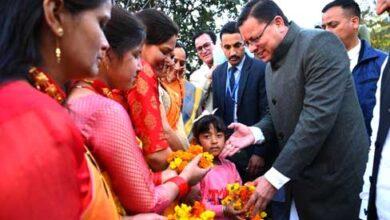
left=190, top=64, right=212, bottom=90
left=347, top=40, right=361, bottom=72
left=358, top=56, right=389, bottom=220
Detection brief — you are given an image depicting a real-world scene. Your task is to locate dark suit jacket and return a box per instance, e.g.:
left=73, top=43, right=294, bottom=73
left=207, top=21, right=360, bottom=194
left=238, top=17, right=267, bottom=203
left=255, top=22, right=369, bottom=219
left=212, top=55, right=272, bottom=180
left=368, top=55, right=390, bottom=220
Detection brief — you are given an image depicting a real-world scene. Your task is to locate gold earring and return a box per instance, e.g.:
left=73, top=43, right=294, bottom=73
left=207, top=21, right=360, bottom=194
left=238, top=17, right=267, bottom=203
left=57, top=27, right=64, bottom=36
left=55, top=28, right=64, bottom=64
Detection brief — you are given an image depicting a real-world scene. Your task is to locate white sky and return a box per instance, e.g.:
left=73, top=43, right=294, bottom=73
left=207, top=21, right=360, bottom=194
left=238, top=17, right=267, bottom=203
left=274, top=0, right=329, bottom=28
left=275, top=0, right=369, bottom=28
left=215, top=0, right=371, bottom=29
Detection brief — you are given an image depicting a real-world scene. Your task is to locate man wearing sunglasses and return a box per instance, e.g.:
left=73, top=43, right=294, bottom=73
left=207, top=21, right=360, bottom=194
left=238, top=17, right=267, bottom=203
left=219, top=0, right=369, bottom=219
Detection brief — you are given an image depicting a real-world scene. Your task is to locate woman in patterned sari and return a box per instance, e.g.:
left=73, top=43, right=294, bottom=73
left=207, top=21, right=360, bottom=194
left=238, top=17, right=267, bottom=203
left=0, top=0, right=121, bottom=219
left=68, top=6, right=208, bottom=215
left=158, top=43, right=189, bottom=149
left=127, top=9, right=186, bottom=171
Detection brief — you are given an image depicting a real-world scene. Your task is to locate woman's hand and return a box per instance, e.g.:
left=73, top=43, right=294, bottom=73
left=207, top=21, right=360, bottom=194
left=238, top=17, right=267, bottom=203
left=180, top=154, right=210, bottom=186
left=161, top=168, right=178, bottom=183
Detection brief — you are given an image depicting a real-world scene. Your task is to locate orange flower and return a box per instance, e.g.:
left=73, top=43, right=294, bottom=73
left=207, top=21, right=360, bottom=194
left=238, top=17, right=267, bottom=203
left=177, top=160, right=188, bottom=173
left=192, top=201, right=206, bottom=217
left=188, top=144, right=203, bottom=155
left=199, top=152, right=214, bottom=169
left=167, top=144, right=214, bottom=173
left=239, top=186, right=251, bottom=202
left=251, top=214, right=261, bottom=220
left=165, top=201, right=215, bottom=219
left=222, top=183, right=267, bottom=219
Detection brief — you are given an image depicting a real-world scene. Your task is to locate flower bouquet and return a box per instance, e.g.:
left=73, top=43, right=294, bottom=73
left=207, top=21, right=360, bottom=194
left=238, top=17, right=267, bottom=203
left=167, top=144, right=214, bottom=173
left=166, top=201, right=215, bottom=220
left=221, top=183, right=267, bottom=220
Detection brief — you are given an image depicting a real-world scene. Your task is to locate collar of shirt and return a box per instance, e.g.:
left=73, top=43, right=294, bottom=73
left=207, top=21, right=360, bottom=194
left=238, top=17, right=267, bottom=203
left=227, top=55, right=246, bottom=74
left=347, top=40, right=361, bottom=72
left=225, top=56, right=246, bottom=99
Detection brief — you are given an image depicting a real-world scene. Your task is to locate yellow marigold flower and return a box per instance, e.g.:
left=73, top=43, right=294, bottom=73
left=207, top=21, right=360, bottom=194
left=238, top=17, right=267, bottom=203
left=200, top=210, right=216, bottom=220
left=221, top=195, right=233, bottom=205
left=248, top=185, right=256, bottom=191
left=203, top=152, right=214, bottom=160
left=260, top=211, right=267, bottom=218
left=175, top=203, right=192, bottom=218
left=233, top=200, right=242, bottom=210
left=226, top=183, right=236, bottom=193
left=227, top=183, right=240, bottom=193
left=169, top=161, right=177, bottom=170
left=174, top=157, right=183, bottom=166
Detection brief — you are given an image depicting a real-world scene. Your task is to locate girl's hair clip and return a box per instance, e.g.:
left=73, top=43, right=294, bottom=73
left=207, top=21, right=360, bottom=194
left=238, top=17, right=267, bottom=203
left=193, top=108, right=218, bottom=123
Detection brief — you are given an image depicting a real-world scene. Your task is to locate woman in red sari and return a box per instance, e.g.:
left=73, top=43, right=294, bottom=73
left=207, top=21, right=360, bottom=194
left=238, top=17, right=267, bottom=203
left=68, top=6, right=208, bottom=215
left=0, top=0, right=120, bottom=219
left=128, top=9, right=186, bottom=171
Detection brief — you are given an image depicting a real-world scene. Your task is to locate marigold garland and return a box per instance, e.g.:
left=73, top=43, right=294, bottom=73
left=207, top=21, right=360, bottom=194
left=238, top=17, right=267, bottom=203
left=166, top=201, right=215, bottom=220
left=221, top=182, right=268, bottom=220
left=80, top=79, right=129, bottom=112
left=28, top=67, right=66, bottom=104
left=167, top=144, right=214, bottom=173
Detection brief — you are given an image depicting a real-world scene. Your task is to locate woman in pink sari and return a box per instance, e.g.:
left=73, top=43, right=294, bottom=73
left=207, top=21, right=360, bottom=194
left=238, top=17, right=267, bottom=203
left=67, top=7, right=208, bottom=215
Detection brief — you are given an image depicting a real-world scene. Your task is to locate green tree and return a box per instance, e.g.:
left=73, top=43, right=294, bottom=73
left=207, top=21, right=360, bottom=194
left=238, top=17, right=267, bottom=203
left=361, top=1, right=390, bottom=51
left=115, top=0, right=244, bottom=72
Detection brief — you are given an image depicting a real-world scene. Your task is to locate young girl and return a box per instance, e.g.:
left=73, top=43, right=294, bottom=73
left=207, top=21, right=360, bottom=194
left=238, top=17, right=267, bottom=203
left=192, top=114, right=243, bottom=219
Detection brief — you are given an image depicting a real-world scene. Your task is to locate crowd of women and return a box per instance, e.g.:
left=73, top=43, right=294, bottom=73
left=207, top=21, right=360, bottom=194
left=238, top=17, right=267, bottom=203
left=0, top=0, right=243, bottom=219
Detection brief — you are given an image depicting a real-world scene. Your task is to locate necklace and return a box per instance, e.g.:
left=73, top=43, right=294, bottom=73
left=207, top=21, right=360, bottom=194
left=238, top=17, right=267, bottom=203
left=28, top=67, right=66, bottom=104
left=76, top=80, right=129, bottom=112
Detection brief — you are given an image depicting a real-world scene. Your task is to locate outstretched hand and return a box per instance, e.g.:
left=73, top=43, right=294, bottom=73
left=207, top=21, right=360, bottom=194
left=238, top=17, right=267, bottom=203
left=219, top=123, right=255, bottom=158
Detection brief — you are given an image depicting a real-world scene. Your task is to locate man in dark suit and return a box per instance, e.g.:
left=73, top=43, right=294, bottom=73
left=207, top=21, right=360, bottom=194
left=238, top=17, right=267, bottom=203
left=212, top=21, right=269, bottom=182
left=220, top=1, right=369, bottom=219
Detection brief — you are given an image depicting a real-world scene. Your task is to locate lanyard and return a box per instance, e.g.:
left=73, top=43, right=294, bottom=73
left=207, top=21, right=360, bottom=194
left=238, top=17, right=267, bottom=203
left=226, top=69, right=240, bottom=104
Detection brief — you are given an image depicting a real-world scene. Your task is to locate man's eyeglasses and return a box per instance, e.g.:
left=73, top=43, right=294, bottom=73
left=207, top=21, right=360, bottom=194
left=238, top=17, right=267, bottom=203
left=244, top=19, right=273, bottom=47
left=196, top=42, right=212, bottom=52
